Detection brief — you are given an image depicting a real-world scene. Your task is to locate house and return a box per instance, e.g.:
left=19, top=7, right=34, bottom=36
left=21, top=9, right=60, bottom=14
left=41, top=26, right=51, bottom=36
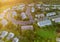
left=43, top=4, right=50, bottom=7
left=6, top=32, right=14, bottom=40
left=35, top=14, right=45, bottom=18
left=36, top=4, right=41, bottom=9
left=3, top=8, right=10, bottom=13
left=56, top=38, right=60, bottom=42
left=18, top=3, right=25, bottom=10
left=51, top=6, right=57, bottom=9
left=0, top=31, right=8, bottom=38
left=53, top=17, right=60, bottom=23
left=21, top=12, right=27, bottom=19
left=57, top=7, right=60, bottom=10
left=0, top=14, right=5, bottom=19
left=12, top=37, right=19, bottom=42
left=12, top=6, right=18, bottom=10
left=52, top=5, right=60, bottom=7
left=46, top=12, right=56, bottom=17
left=0, top=40, right=4, bottom=42
left=34, top=18, right=38, bottom=21
left=37, top=19, right=52, bottom=27
left=21, top=25, right=33, bottom=30
left=1, top=19, right=8, bottom=26
left=11, top=11, right=17, bottom=17
left=28, top=3, right=34, bottom=7
left=45, top=7, right=50, bottom=10
left=31, top=7, right=35, bottom=12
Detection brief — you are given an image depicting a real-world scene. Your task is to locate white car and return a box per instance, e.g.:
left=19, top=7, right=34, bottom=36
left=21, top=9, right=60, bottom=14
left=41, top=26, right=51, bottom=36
left=6, top=32, right=14, bottom=40
left=12, top=37, right=19, bottom=42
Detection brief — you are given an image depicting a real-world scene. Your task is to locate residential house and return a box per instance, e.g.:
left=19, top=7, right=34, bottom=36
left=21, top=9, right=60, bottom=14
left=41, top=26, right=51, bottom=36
left=21, top=25, right=33, bottom=30
left=6, top=32, right=14, bottom=40
left=45, top=7, right=50, bottom=11
left=57, top=7, right=60, bottom=10
left=46, top=12, right=56, bottom=17
left=37, top=19, right=52, bottom=27
left=31, top=7, right=35, bottom=12
left=53, top=17, right=60, bottom=23
left=35, top=14, right=45, bottom=18
left=1, top=19, right=8, bottom=26
left=0, top=40, right=4, bottom=42
left=0, top=14, right=5, bottom=19
left=18, top=3, right=25, bottom=10
left=51, top=6, right=57, bottom=9
left=36, top=4, right=41, bottom=9
left=28, top=3, right=35, bottom=7
left=0, top=31, right=8, bottom=38
left=11, top=11, right=17, bottom=17
left=12, top=37, right=19, bottom=42
left=21, top=12, right=27, bottom=19
left=43, top=4, right=50, bottom=7
left=3, top=8, right=10, bottom=13
left=56, top=38, right=60, bottom=42
left=12, top=6, right=18, bottom=10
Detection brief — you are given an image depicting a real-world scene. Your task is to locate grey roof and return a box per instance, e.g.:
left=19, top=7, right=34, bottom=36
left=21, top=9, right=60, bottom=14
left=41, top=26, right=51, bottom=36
left=37, top=20, right=52, bottom=27
left=21, top=12, right=27, bottom=19
left=46, top=12, right=56, bottom=17
left=6, top=32, right=14, bottom=40
left=21, top=25, right=33, bottom=30
left=1, top=19, right=8, bottom=26
left=56, top=38, right=60, bottom=42
left=0, top=31, right=8, bottom=38
left=12, top=37, right=19, bottom=42
left=31, top=7, right=35, bottom=12
left=35, top=14, right=45, bottom=18
left=11, top=11, right=17, bottom=17
left=54, top=17, right=60, bottom=23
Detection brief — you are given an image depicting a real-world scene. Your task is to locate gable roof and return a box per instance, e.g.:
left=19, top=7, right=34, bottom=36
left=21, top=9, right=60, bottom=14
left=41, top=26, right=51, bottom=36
left=21, top=25, right=33, bottom=30
left=37, top=20, right=52, bottom=27
left=54, top=17, right=60, bottom=23
left=46, top=12, right=56, bottom=17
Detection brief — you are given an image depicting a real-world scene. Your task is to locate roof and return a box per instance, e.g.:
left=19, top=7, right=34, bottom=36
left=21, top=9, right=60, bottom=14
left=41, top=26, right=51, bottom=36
left=46, top=12, right=56, bottom=17
left=13, top=37, right=19, bottom=42
left=36, top=4, right=41, bottom=9
left=21, top=12, right=27, bottom=19
left=36, top=4, right=41, bottom=7
left=54, top=17, right=60, bottom=23
left=28, top=3, right=35, bottom=7
left=21, top=25, right=33, bottom=30
left=1, top=19, right=8, bottom=26
left=35, top=14, right=45, bottom=18
left=0, top=40, right=4, bottom=42
left=19, top=3, right=25, bottom=7
left=11, top=11, right=17, bottom=17
left=45, top=7, right=50, bottom=10
left=0, top=31, right=8, bottom=38
left=0, top=14, right=5, bottom=19
left=3, top=8, right=10, bottom=13
left=37, top=20, right=52, bottom=27
left=56, top=38, right=60, bottom=42
left=31, top=7, right=35, bottom=12
left=18, top=4, right=25, bottom=10
left=12, top=6, right=17, bottom=10
left=6, top=32, right=14, bottom=40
